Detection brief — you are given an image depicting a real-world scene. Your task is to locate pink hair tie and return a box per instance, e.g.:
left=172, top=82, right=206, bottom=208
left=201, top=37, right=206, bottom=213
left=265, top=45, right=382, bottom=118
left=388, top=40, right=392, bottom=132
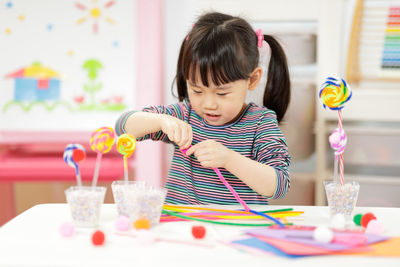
left=186, top=24, right=195, bottom=41
left=256, top=28, right=263, bottom=48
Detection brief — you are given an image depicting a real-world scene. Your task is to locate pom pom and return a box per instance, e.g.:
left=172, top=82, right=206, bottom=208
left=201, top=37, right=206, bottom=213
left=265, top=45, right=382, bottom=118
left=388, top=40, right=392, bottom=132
left=59, top=222, right=74, bottom=237
left=91, top=230, right=105, bottom=246
left=313, top=226, right=333, bottom=243
left=72, top=149, right=86, bottom=162
left=361, top=212, right=376, bottom=228
left=191, top=225, right=206, bottom=239
left=115, top=216, right=130, bottom=232
left=353, top=213, right=363, bottom=226
left=136, top=230, right=156, bottom=246
left=133, top=218, right=151, bottom=230
left=329, top=128, right=347, bottom=156
left=331, top=213, right=346, bottom=230
left=365, top=219, right=384, bottom=235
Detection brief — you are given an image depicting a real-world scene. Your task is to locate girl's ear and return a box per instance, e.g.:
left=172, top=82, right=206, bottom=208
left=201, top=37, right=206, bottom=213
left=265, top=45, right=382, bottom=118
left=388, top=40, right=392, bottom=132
left=248, top=67, right=262, bottom=91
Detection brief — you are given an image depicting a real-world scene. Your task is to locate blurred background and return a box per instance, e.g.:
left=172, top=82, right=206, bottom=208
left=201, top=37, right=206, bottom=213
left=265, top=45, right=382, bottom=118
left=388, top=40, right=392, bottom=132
left=1, top=0, right=399, bottom=226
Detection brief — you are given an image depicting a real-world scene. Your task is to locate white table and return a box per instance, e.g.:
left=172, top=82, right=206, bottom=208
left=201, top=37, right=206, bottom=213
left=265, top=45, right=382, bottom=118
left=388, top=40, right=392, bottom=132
left=0, top=204, right=399, bottom=267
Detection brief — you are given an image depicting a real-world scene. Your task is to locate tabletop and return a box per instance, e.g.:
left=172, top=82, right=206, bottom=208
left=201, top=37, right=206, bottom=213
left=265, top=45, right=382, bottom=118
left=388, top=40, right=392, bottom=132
left=0, top=204, right=399, bottom=267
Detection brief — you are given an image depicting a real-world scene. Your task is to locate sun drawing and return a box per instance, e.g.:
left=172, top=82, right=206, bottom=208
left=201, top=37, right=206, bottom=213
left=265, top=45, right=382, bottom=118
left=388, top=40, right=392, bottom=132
left=75, top=0, right=116, bottom=34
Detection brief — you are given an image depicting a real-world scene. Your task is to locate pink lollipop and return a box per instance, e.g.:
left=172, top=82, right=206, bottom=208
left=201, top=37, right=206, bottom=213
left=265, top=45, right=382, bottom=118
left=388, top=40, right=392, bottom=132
left=90, top=127, right=115, bottom=187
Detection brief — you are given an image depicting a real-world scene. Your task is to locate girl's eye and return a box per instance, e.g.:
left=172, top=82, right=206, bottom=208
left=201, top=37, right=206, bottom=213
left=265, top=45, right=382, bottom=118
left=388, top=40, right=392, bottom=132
left=217, top=92, right=228, bottom=96
left=193, top=89, right=202, bottom=94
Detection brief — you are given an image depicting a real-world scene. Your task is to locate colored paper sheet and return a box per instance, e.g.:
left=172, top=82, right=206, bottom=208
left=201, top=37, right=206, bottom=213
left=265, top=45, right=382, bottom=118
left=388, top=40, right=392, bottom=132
left=232, top=237, right=303, bottom=258
left=255, top=236, right=371, bottom=256
left=246, top=228, right=389, bottom=251
left=344, top=237, right=400, bottom=257
left=219, top=237, right=274, bottom=257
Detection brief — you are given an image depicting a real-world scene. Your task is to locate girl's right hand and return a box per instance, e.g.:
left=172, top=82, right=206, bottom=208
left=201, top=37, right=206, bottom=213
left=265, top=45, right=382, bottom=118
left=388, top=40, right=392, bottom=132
left=159, top=114, right=193, bottom=149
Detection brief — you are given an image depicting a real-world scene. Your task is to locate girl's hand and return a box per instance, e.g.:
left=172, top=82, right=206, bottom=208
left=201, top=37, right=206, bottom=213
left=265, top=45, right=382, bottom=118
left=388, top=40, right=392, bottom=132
left=185, top=140, right=233, bottom=168
left=160, top=114, right=192, bottom=149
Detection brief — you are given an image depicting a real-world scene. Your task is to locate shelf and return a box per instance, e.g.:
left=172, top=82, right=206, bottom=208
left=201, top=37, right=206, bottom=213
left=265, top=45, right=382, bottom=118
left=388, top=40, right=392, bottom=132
left=318, top=89, right=400, bottom=122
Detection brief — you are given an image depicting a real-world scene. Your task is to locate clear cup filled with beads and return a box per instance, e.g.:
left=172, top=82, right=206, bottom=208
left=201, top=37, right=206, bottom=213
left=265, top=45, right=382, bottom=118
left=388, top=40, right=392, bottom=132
left=65, top=186, right=107, bottom=227
left=319, top=77, right=359, bottom=220
left=324, top=180, right=359, bottom=220
left=127, top=184, right=167, bottom=226
left=111, top=180, right=146, bottom=217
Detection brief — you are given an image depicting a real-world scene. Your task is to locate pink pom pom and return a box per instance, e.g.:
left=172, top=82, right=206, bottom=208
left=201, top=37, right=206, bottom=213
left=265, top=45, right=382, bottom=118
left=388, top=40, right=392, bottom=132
left=365, top=219, right=384, bottom=235
left=115, top=216, right=130, bottom=231
left=136, top=230, right=156, bottom=246
left=329, top=128, right=347, bottom=155
left=329, top=132, right=341, bottom=144
left=59, top=222, right=74, bottom=237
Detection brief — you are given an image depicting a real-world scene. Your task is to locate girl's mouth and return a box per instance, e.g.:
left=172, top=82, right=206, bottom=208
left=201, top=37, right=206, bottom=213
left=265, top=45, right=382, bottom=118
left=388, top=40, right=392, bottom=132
left=205, top=113, right=221, bottom=122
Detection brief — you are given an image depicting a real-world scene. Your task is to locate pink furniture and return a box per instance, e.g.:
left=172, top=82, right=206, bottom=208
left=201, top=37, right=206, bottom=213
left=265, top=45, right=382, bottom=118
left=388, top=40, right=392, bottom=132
left=0, top=146, right=124, bottom=225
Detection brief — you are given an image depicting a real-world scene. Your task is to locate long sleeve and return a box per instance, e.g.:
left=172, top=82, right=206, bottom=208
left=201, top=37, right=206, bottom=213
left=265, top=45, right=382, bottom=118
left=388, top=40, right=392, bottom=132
left=252, top=110, right=291, bottom=199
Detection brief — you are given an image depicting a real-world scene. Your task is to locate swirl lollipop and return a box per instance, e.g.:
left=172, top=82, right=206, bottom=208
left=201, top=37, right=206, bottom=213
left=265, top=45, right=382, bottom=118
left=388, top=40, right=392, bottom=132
left=90, top=127, right=115, bottom=187
left=329, top=128, right=347, bottom=185
left=63, top=144, right=86, bottom=186
left=319, top=77, right=352, bottom=111
left=117, top=133, right=136, bottom=182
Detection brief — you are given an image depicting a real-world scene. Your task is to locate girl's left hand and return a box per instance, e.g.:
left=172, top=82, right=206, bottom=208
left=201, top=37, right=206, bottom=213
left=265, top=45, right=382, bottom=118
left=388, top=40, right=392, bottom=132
left=185, top=140, right=233, bottom=168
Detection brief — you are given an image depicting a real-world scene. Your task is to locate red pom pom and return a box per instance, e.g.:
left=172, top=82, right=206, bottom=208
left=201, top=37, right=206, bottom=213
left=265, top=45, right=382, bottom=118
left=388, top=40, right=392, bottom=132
left=91, top=230, right=105, bottom=246
left=191, top=225, right=206, bottom=239
left=361, top=212, right=376, bottom=228
left=72, top=149, right=86, bottom=162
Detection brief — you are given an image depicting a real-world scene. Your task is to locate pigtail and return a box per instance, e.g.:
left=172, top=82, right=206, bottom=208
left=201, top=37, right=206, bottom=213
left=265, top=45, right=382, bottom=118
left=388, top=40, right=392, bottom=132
left=172, top=38, right=188, bottom=101
left=263, top=34, right=291, bottom=122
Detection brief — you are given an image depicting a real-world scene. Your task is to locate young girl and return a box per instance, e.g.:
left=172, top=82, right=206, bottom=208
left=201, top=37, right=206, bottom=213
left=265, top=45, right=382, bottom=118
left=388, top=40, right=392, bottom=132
left=115, top=12, right=291, bottom=205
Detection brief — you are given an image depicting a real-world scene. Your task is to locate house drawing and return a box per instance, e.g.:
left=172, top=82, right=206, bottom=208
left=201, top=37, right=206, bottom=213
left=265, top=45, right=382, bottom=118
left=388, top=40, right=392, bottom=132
left=5, top=62, right=61, bottom=102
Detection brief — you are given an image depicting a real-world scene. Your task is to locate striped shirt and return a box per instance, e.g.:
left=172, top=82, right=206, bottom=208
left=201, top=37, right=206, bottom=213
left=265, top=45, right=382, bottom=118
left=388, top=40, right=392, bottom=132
left=115, top=99, right=291, bottom=205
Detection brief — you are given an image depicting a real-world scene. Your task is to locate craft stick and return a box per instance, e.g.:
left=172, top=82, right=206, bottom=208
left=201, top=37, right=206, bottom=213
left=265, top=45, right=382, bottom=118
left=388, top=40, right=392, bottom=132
left=161, top=211, right=302, bottom=218
left=163, top=204, right=294, bottom=214
left=161, top=213, right=302, bottom=221
left=161, top=209, right=284, bottom=227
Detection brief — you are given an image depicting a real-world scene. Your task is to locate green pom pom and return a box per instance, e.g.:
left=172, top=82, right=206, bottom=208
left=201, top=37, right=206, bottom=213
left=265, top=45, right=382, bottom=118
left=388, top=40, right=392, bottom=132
left=353, top=213, right=363, bottom=226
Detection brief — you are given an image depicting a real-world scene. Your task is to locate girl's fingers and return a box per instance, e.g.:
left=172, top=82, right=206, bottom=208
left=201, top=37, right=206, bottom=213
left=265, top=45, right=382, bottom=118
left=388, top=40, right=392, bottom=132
left=173, top=126, right=181, bottom=145
left=180, top=124, right=188, bottom=147
left=184, top=125, right=193, bottom=148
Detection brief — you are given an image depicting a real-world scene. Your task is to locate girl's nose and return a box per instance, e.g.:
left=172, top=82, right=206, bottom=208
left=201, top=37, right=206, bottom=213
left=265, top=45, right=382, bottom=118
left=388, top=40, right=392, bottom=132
left=203, top=94, right=218, bottom=109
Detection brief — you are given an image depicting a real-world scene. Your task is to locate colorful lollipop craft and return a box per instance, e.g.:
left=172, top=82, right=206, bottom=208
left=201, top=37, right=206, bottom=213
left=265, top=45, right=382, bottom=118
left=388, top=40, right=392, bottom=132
left=319, top=77, right=352, bottom=185
left=63, top=144, right=86, bottom=186
left=90, top=127, right=115, bottom=187
left=116, top=133, right=136, bottom=183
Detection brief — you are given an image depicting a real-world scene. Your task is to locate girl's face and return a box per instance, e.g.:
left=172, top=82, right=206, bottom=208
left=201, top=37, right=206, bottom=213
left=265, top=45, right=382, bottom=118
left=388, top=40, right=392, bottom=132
left=187, top=75, right=250, bottom=126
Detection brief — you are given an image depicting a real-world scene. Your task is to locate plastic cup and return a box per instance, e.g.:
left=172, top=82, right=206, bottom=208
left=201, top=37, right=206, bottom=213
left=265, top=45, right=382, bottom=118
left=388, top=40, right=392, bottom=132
left=112, top=180, right=167, bottom=226
left=130, top=185, right=167, bottom=226
left=324, top=181, right=360, bottom=220
left=65, top=186, right=106, bottom=227
left=111, top=180, right=146, bottom=217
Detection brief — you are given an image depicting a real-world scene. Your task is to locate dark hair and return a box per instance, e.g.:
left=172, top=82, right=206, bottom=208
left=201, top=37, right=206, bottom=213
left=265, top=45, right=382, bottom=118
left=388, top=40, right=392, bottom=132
left=174, top=12, right=290, bottom=122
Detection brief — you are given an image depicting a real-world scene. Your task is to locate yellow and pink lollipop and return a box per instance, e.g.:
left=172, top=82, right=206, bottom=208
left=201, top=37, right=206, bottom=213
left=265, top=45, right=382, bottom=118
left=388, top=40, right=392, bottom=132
left=116, top=133, right=136, bottom=182
left=90, top=127, right=115, bottom=187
